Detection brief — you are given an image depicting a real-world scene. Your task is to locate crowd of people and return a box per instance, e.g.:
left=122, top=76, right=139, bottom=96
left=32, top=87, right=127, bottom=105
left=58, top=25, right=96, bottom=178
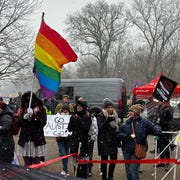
left=0, top=91, right=176, bottom=180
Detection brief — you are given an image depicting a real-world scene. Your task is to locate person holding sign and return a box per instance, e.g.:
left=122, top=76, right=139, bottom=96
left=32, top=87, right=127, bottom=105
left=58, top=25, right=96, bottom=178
left=56, top=104, right=71, bottom=176
left=155, top=101, right=173, bottom=171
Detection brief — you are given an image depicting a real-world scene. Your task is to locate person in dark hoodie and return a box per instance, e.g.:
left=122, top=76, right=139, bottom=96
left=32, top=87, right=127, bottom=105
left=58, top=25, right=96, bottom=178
left=16, top=91, right=47, bottom=166
left=0, top=101, right=15, bottom=163
left=68, top=100, right=91, bottom=178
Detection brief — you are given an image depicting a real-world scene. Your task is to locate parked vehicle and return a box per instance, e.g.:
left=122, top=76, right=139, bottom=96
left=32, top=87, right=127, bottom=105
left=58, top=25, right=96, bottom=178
left=55, top=78, right=128, bottom=119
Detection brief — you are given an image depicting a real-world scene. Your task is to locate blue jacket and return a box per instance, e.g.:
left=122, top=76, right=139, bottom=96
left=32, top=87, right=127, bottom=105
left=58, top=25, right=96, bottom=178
left=117, top=117, right=161, bottom=153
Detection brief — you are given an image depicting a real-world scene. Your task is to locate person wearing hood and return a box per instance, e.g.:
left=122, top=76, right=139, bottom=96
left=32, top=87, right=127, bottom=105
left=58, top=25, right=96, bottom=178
left=16, top=91, right=47, bottom=166
left=97, top=98, right=120, bottom=180
left=117, top=104, right=162, bottom=180
left=68, top=100, right=91, bottom=178
left=0, top=101, right=15, bottom=163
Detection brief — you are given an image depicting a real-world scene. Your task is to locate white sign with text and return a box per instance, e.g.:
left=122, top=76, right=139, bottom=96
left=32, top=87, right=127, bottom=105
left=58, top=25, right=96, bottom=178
left=44, top=115, right=71, bottom=137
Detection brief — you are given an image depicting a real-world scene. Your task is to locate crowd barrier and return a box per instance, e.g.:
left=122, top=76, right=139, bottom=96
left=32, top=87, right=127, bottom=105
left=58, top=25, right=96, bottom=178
left=28, top=153, right=78, bottom=169
left=27, top=131, right=180, bottom=180
left=153, top=131, right=180, bottom=180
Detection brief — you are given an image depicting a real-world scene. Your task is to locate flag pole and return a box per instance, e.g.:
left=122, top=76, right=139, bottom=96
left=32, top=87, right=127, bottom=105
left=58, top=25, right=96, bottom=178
left=28, top=74, right=35, bottom=109
left=42, top=12, right=45, bottom=22
left=28, top=12, right=45, bottom=109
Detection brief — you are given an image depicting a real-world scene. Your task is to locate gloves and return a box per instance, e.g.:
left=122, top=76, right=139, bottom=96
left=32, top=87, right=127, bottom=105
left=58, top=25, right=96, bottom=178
left=27, top=108, right=33, bottom=115
left=109, top=121, right=119, bottom=132
left=23, top=113, right=31, bottom=120
left=130, top=133, right=136, bottom=139
left=107, top=116, right=115, bottom=122
left=23, top=108, right=33, bottom=120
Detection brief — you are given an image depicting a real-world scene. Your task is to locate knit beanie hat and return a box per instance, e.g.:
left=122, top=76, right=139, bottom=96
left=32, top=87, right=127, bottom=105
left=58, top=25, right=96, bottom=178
left=129, top=104, right=142, bottom=115
left=0, top=101, right=7, bottom=110
left=103, top=98, right=114, bottom=109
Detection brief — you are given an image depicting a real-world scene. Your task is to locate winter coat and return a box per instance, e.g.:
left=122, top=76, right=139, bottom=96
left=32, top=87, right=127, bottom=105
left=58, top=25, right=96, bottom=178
left=68, top=113, right=91, bottom=156
left=7, top=102, right=18, bottom=113
left=18, top=107, right=47, bottom=147
left=156, top=106, right=173, bottom=131
left=0, top=108, right=15, bottom=163
left=117, top=117, right=161, bottom=153
left=97, top=111, right=119, bottom=156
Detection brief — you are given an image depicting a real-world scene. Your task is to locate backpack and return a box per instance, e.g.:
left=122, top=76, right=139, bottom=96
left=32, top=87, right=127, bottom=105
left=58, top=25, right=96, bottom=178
left=88, top=116, right=98, bottom=141
left=11, top=108, right=22, bottom=135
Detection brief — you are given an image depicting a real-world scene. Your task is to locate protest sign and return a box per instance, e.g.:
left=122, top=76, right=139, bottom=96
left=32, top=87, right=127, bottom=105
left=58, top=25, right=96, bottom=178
left=44, top=115, right=71, bottom=137
left=152, top=75, right=177, bottom=102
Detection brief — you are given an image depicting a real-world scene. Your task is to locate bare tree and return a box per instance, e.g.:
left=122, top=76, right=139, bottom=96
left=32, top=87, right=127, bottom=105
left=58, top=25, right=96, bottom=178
left=65, top=0, right=127, bottom=78
left=127, top=0, right=180, bottom=81
left=0, top=0, right=41, bottom=84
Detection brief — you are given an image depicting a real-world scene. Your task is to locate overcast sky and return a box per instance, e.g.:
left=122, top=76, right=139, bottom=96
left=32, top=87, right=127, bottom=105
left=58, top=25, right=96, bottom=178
left=34, top=0, right=125, bottom=36
left=1, top=0, right=129, bottom=97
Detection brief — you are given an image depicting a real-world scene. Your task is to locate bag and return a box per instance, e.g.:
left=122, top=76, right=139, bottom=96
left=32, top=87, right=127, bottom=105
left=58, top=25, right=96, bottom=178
left=131, top=122, right=147, bottom=159
left=135, top=144, right=147, bottom=159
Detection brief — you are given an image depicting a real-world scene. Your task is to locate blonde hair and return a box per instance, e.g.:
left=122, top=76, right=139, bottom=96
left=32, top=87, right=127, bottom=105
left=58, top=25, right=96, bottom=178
left=102, top=108, right=121, bottom=125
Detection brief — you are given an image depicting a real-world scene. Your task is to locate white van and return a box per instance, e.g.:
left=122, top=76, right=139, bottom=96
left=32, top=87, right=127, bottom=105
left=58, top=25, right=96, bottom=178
left=55, top=78, right=128, bottom=118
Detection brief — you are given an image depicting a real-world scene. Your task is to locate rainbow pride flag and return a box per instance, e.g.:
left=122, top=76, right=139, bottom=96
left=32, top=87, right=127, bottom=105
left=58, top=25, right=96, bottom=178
left=34, top=21, right=78, bottom=98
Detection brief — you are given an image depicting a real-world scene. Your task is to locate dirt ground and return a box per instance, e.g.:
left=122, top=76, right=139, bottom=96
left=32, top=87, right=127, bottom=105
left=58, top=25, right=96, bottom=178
left=14, top=136, right=180, bottom=180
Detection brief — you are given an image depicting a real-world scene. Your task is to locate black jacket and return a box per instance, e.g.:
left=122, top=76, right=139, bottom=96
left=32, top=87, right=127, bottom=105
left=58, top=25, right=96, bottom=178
left=97, top=111, right=118, bottom=156
left=0, top=108, right=15, bottom=163
left=68, top=113, right=91, bottom=157
left=157, top=107, right=173, bottom=131
left=18, top=107, right=47, bottom=147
